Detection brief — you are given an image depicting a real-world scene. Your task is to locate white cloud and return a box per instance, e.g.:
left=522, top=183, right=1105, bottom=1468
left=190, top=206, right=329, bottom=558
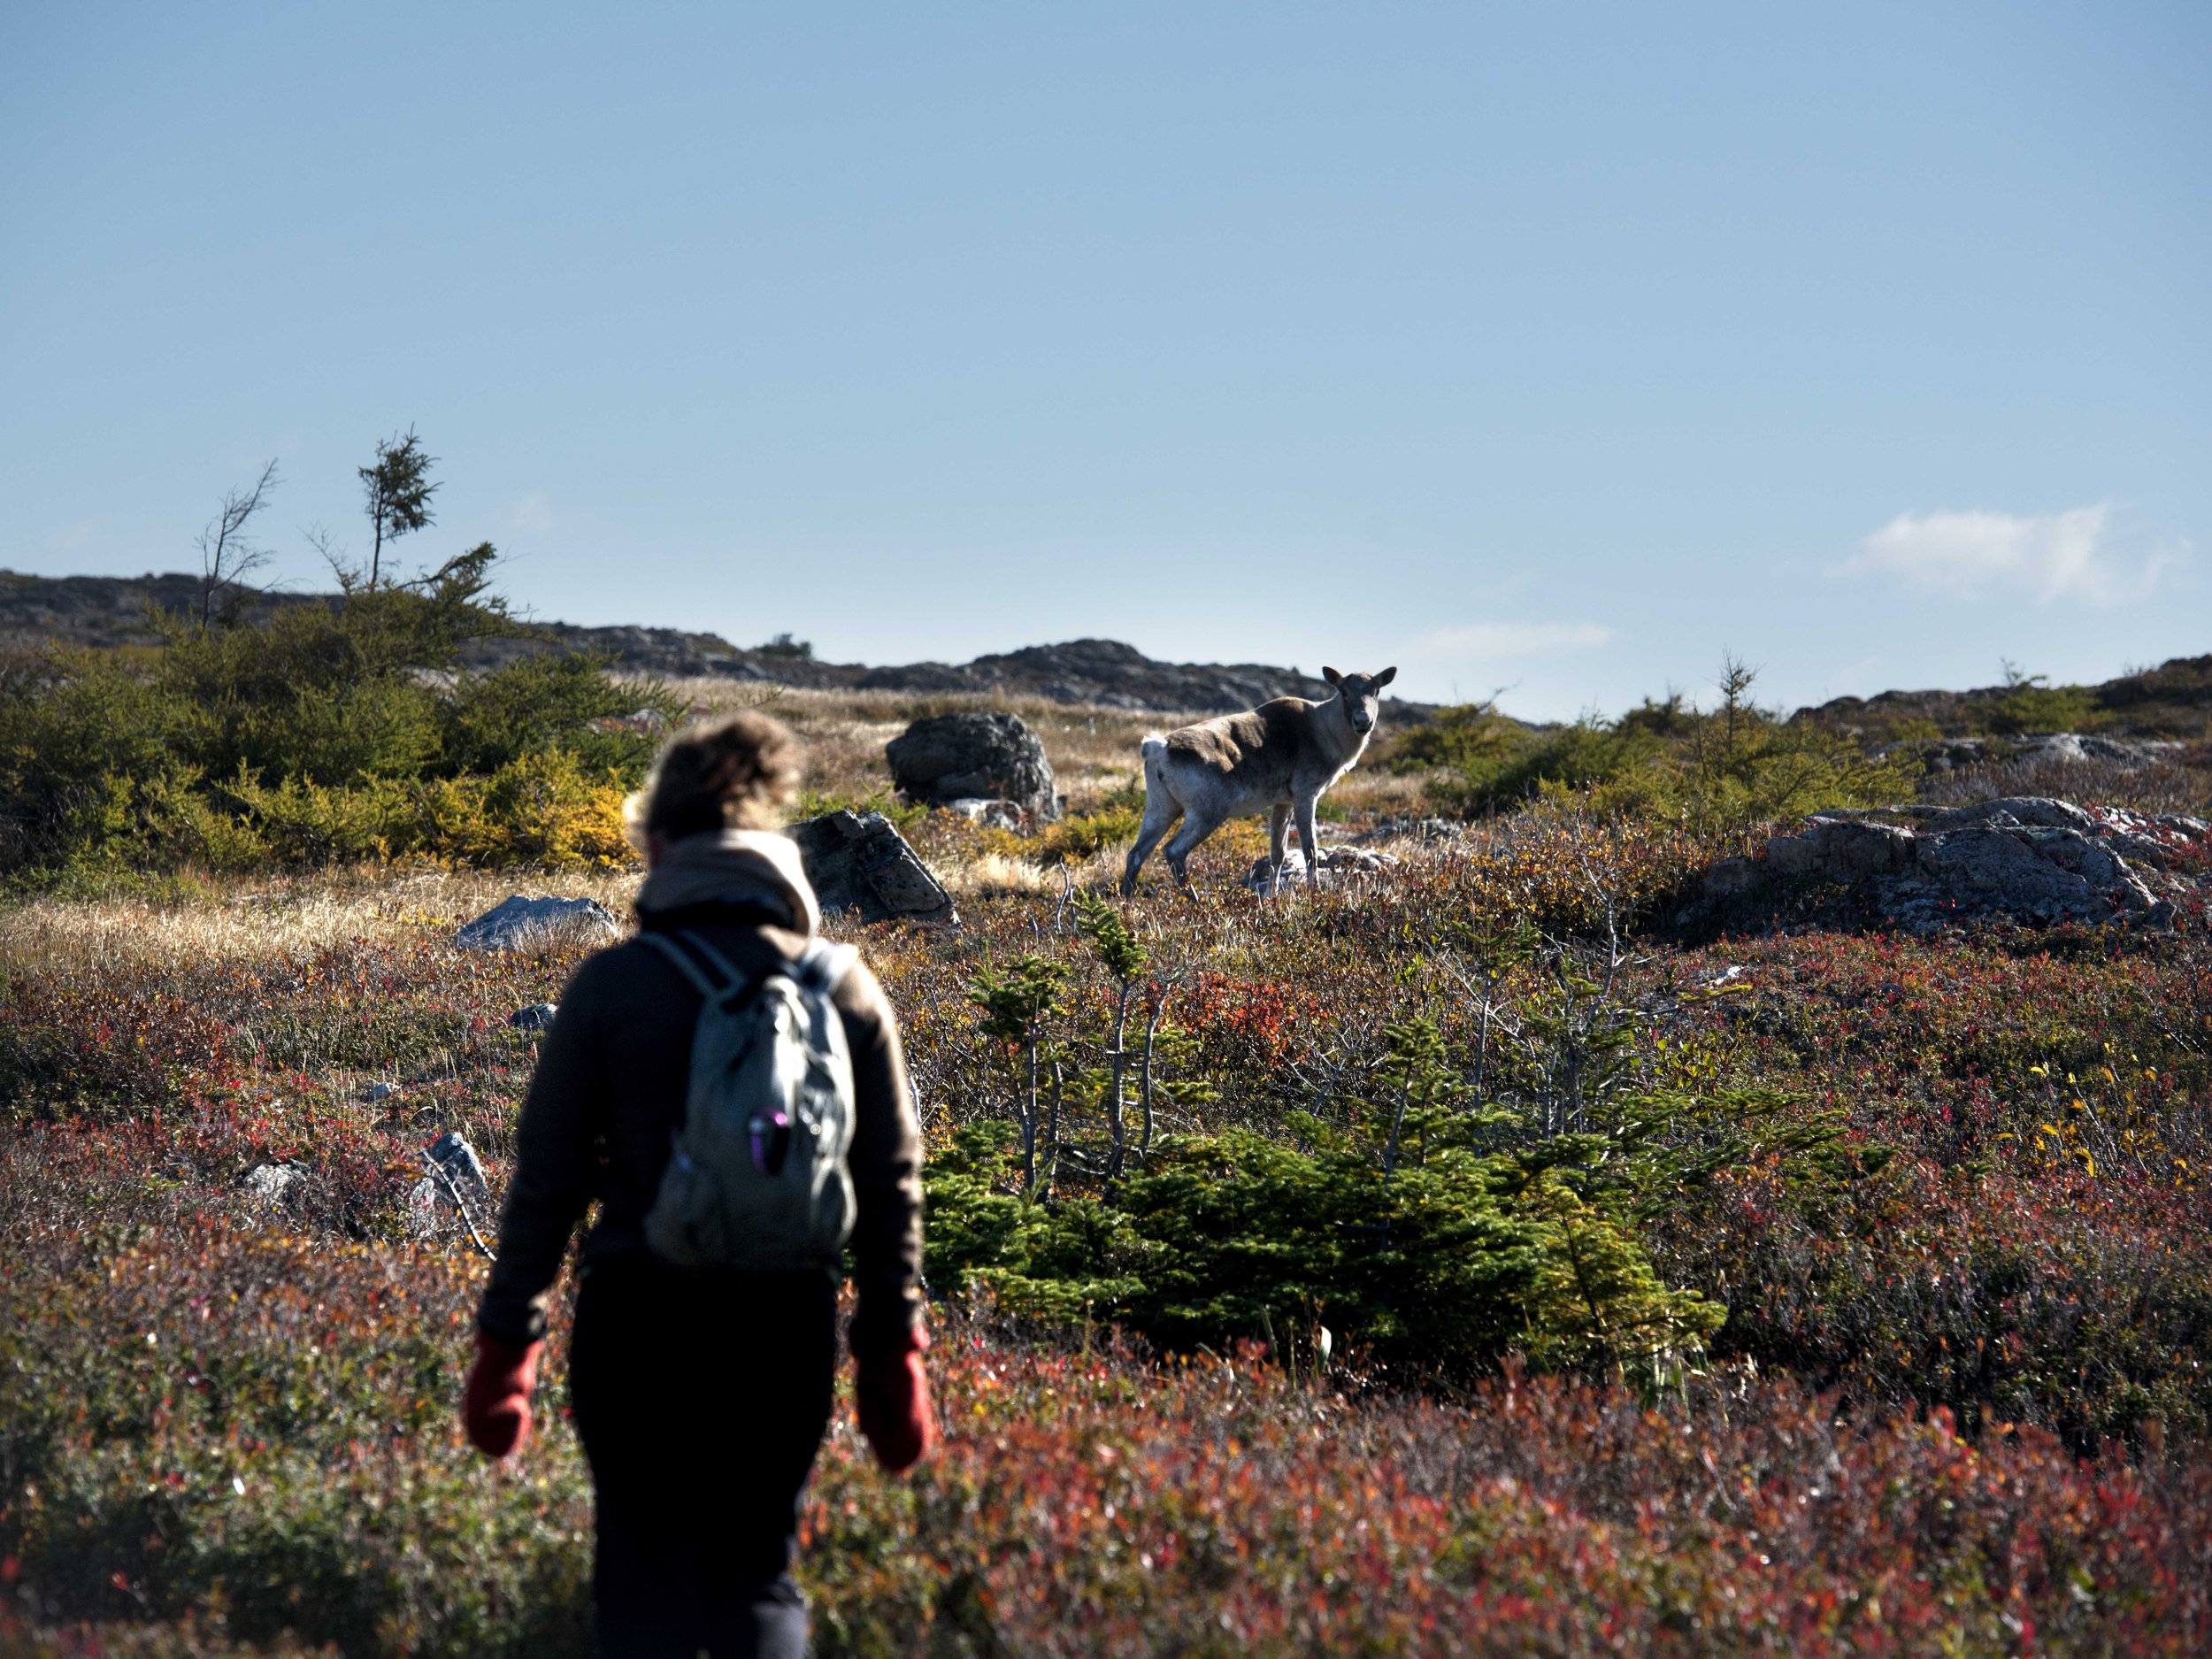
left=1846, top=504, right=2175, bottom=605
left=1412, top=620, right=1614, bottom=659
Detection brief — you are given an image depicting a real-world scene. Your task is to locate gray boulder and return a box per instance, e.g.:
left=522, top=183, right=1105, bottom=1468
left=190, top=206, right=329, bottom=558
left=787, top=810, right=958, bottom=926
left=1243, top=843, right=1402, bottom=893
left=886, top=711, right=1059, bottom=821
left=429, top=1130, right=486, bottom=1188
left=454, top=895, right=620, bottom=951
left=1912, top=826, right=2117, bottom=918
left=511, top=1002, right=559, bottom=1033
left=1764, top=819, right=1916, bottom=879
left=243, top=1162, right=307, bottom=1203
left=1354, top=816, right=1468, bottom=844
left=1700, top=855, right=1764, bottom=896
left=941, top=797, right=1029, bottom=831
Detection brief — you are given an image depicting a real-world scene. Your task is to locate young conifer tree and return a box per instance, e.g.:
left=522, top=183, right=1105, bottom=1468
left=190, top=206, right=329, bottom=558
left=358, top=428, right=440, bottom=589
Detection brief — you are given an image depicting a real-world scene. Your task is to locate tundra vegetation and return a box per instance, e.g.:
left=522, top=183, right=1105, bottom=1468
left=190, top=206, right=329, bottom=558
left=2, top=580, right=2210, bottom=1654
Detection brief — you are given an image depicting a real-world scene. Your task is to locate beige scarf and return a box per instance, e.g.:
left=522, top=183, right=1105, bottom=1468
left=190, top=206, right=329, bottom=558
left=633, top=829, right=822, bottom=935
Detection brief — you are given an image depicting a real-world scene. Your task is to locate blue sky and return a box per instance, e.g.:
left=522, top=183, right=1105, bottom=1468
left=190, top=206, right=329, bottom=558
left=4, top=3, right=2205, bottom=719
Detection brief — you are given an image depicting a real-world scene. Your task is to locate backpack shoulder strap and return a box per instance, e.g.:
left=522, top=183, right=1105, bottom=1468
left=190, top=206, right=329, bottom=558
left=639, top=929, right=742, bottom=1003
left=793, top=938, right=859, bottom=997
left=672, top=927, right=748, bottom=987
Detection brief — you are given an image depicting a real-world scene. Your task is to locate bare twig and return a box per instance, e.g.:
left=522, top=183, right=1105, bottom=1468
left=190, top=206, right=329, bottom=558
left=423, top=1154, right=495, bottom=1262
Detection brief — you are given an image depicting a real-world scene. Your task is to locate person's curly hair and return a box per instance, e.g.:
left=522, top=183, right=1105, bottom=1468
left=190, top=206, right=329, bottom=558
left=628, top=710, right=803, bottom=845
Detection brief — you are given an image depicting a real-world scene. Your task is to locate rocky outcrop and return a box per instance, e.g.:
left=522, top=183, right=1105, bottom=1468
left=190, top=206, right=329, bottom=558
left=787, top=810, right=957, bottom=926
left=1701, top=798, right=2207, bottom=930
left=926, top=639, right=1340, bottom=714
left=887, top=711, right=1059, bottom=821
left=1899, top=733, right=2185, bottom=776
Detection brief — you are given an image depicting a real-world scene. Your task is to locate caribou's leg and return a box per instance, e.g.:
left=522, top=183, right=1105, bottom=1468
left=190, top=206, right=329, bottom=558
left=1164, top=809, right=1225, bottom=898
left=1266, top=803, right=1292, bottom=898
left=1295, top=794, right=1325, bottom=894
left=1122, top=796, right=1184, bottom=897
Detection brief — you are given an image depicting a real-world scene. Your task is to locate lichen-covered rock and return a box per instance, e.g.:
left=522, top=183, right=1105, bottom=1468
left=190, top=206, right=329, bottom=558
left=243, top=1163, right=306, bottom=1203
left=454, top=895, right=620, bottom=951
left=787, top=810, right=958, bottom=926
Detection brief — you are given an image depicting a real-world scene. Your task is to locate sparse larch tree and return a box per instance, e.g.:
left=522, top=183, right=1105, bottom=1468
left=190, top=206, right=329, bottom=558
left=195, top=458, right=279, bottom=628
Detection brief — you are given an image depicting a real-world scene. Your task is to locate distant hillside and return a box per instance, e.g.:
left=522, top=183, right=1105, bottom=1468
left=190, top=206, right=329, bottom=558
left=12, top=569, right=2199, bottom=733
left=0, top=570, right=318, bottom=645
left=1796, top=656, right=2212, bottom=741
left=0, top=570, right=1376, bottom=718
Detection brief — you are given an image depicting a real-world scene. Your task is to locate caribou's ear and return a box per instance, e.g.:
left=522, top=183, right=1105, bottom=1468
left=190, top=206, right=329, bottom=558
left=1321, top=665, right=1343, bottom=687
left=1374, top=665, right=1398, bottom=687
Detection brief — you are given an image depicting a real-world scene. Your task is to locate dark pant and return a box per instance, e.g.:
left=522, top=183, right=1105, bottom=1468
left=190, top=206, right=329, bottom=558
left=569, top=1256, right=839, bottom=1659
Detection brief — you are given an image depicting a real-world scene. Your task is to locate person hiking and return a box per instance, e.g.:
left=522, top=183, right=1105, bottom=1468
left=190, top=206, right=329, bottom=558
left=459, top=710, right=932, bottom=1659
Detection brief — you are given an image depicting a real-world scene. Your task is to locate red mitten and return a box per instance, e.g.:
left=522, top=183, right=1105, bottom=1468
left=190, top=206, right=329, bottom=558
left=461, top=1333, right=543, bottom=1460
left=856, top=1326, right=935, bottom=1473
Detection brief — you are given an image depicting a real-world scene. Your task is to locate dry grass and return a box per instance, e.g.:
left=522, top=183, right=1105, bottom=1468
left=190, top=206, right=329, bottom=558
left=1918, top=747, right=2212, bottom=817
left=0, top=865, right=641, bottom=971
left=942, top=851, right=1057, bottom=899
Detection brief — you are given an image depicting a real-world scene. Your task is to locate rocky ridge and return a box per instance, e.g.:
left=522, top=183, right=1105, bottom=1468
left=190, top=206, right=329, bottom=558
left=1698, top=797, right=2209, bottom=932
left=0, top=571, right=1372, bottom=718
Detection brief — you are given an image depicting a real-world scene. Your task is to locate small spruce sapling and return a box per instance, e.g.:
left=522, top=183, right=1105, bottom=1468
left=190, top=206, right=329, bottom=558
left=358, top=427, right=441, bottom=590
left=1072, top=890, right=1148, bottom=1179
left=967, top=954, right=1070, bottom=1195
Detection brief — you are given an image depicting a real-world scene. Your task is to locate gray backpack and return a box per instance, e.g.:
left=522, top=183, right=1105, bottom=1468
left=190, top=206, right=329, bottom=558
left=638, top=928, right=861, bottom=1271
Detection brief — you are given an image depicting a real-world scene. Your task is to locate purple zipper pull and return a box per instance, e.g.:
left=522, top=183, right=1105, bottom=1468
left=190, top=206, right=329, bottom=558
left=749, top=1108, right=792, bottom=1174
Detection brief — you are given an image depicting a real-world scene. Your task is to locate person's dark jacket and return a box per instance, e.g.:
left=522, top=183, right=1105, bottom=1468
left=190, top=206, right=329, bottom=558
left=476, top=831, right=925, bottom=1359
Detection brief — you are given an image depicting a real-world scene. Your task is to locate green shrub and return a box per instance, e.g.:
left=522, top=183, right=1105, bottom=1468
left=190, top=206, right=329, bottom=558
left=1984, top=666, right=2100, bottom=735
left=922, top=1007, right=1752, bottom=1386
left=925, top=1113, right=1725, bottom=1384
left=794, top=787, right=929, bottom=834
left=1032, top=805, right=1145, bottom=865
left=1407, top=664, right=1916, bottom=833
left=1389, top=702, right=1527, bottom=773
left=0, top=551, right=671, bottom=877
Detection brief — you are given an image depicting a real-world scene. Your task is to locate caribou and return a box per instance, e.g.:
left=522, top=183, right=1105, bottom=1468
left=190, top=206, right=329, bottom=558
left=1121, top=664, right=1397, bottom=897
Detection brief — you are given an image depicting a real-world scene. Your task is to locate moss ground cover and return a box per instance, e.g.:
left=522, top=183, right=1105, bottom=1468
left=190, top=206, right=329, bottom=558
left=4, top=799, right=2211, bottom=1653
